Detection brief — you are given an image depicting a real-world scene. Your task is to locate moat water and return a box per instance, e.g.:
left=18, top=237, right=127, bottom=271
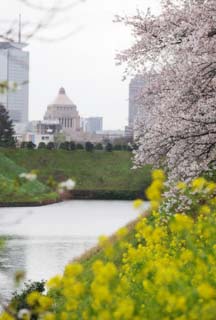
left=0, top=200, right=149, bottom=303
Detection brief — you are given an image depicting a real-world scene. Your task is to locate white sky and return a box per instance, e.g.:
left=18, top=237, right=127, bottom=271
left=0, top=0, right=161, bottom=129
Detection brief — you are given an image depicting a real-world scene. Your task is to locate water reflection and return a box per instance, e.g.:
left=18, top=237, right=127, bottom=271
left=0, top=236, right=96, bottom=303
left=0, top=200, right=148, bottom=302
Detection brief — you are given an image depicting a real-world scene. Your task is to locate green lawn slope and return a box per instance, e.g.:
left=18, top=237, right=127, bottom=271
left=0, top=152, right=58, bottom=204
left=3, top=149, right=152, bottom=199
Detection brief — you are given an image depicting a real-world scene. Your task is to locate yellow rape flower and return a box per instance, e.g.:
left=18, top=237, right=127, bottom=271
left=38, top=296, right=53, bottom=310
left=117, top=227, right=128, bottom=238
left=191, top=177, right=206, bottom=190
left=64, top=263, right=83, bottom=278
left=170, top=214, right=194, bottom=232
left=46, top=275, right=62, bottom=289
left=152, top=169, right=166, bottom=182
left=197, top=283, right=216, bottom=300
left=177, top=181, right=187, bottom=191
left=133, top=199, right=143, bottom=209
left=199, top=205, right=211, bottom=215
left=26, top=291, right=40, bottom=306
left=0, top=313, right=14, bottom=320
left=42, top=313, right=55, bottom=320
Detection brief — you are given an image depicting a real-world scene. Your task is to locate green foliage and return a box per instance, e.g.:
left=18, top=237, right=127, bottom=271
left=59, top=141, right=76, bottom=151
left=10, top=281, right=45, bottom=319
left=69, top=141, right=76, bottom=150
left=38, top=142, right=46, bottom=149
left=85, top=141, right=94, bottom=152
left=95, top=143, right=103, bottom=150
left=105, top=143, right=113, bottom=152
left=0, top=104, right=16, bottom=147
left=26, top=142, right=36, bottom=150
left=76, top=143, right=84, bottom=150
left=20, top=141, right=27, bottom=149
left=0, top=153, right=58, bottom=203
left=113, top=144, right=122, bottom=151
left=59, top=142, right=70, bottom=150
left=47, top=142, right=55, bottom=150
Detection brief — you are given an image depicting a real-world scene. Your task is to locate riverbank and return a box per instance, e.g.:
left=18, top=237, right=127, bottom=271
left=0, top=196, right=62, bottom=207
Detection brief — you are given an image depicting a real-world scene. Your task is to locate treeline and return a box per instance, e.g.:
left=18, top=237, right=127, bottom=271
left=19, top=141, right=135, bottom=152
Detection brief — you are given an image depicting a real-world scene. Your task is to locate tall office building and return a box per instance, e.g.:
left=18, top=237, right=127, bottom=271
left=128, top=75, right=145, bottom=129
left=0, top=41, right=29, bottom=123
left=84, top=117, right=103, bottom=133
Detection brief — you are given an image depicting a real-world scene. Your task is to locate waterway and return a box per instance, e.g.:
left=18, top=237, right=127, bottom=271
left=0, top=200, right=149, bottom=303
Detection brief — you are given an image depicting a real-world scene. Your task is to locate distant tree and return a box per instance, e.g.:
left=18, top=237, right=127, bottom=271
left=38, top=142, right=46, bottom=149
left=105, top=143, right=113, bottom=152
left=85, top=141, right=94, bottom=152
left=0, top=104, right=16, bottom=147
left=76, top=143, right=84, bottom=150
left=54, top=132, right=66, bottom=148
left=95, top=143, right=103, bottom=150
left=113, top=144, right=122, bottom=151
left=20, top=141, right=27, bottom=149
left=127, top=144, right=133, bottom=152
left=65, top=141, right=70, bottom=150
left=69, top=141, right=76, bottom=151
left=47, top=142, right=55, bottom=150
left=122, top=144, right=128, bottom=151
left=26, top=141, right=36, bottom=149
left=59, top=142, right=65, bottom=150
left=59, top=142, right=70, bottom=150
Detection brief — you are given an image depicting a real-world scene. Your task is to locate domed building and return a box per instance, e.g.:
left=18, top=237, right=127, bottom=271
left=44, top=87, right=81, bottom=135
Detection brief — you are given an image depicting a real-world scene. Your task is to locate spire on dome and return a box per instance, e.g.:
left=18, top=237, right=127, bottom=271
left=59, top=87, right=66, bottom=95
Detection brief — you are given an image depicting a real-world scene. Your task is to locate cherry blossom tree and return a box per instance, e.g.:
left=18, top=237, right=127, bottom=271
left=117, top=0, right=216, bottom=180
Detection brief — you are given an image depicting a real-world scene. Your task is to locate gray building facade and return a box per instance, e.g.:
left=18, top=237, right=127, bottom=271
left=129, top=75, right=145, bottom=129
left=0, top=41, right=29, bottom=123
left=84, top=117, right=103, bottom=133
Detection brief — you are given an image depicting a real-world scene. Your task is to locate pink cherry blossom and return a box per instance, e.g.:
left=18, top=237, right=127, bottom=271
left=116, top=0, right=216, bottom=180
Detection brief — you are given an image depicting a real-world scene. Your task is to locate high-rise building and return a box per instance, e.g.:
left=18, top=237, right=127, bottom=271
left=128, top=75, right=145, bottom=129
left=84, top=117, right=103, bottom=133
left=0, top=41, right=29, bottom=123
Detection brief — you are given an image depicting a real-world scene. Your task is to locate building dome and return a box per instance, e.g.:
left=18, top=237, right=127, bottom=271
left=50, top=87, right=75, bottom=107
left=44, top=87, right=81, bottom=133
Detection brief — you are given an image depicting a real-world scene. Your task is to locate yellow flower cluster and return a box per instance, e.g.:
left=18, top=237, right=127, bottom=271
left=2, top=170, right=216, bottom=320
left=146, top=169, right=165, bottom=210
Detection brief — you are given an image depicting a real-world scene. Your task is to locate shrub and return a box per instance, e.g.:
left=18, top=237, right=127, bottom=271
left=20, top=141, right=27, bottom=149
left=10, top=281, right=45, bottom=319
left=76, top=143, right=84, bottom=150
left=38, top=142, right=46, bottom=149
left=113, top=144, right=122, bottom=151
left=69, top=141, right=76, bottom=151
left=105, top=142, right=113, bottom=152
left=26, top=141, right=36, bottom=150
left=47, top=142, right=55, bottom=150
left=85, top=141, right=94, bottom=152
left=59, top=142, right=70, bottom=150
left=95, top=143, right=103, bottom=150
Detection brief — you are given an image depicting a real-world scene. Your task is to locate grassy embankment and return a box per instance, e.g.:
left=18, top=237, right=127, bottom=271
left=2, top=149, right=152, bottom=201
left=0, top=152, right=58, bottom=205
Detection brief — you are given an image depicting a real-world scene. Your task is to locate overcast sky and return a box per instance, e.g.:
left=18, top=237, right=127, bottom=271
left=0, top=0, right=160, bottom=130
